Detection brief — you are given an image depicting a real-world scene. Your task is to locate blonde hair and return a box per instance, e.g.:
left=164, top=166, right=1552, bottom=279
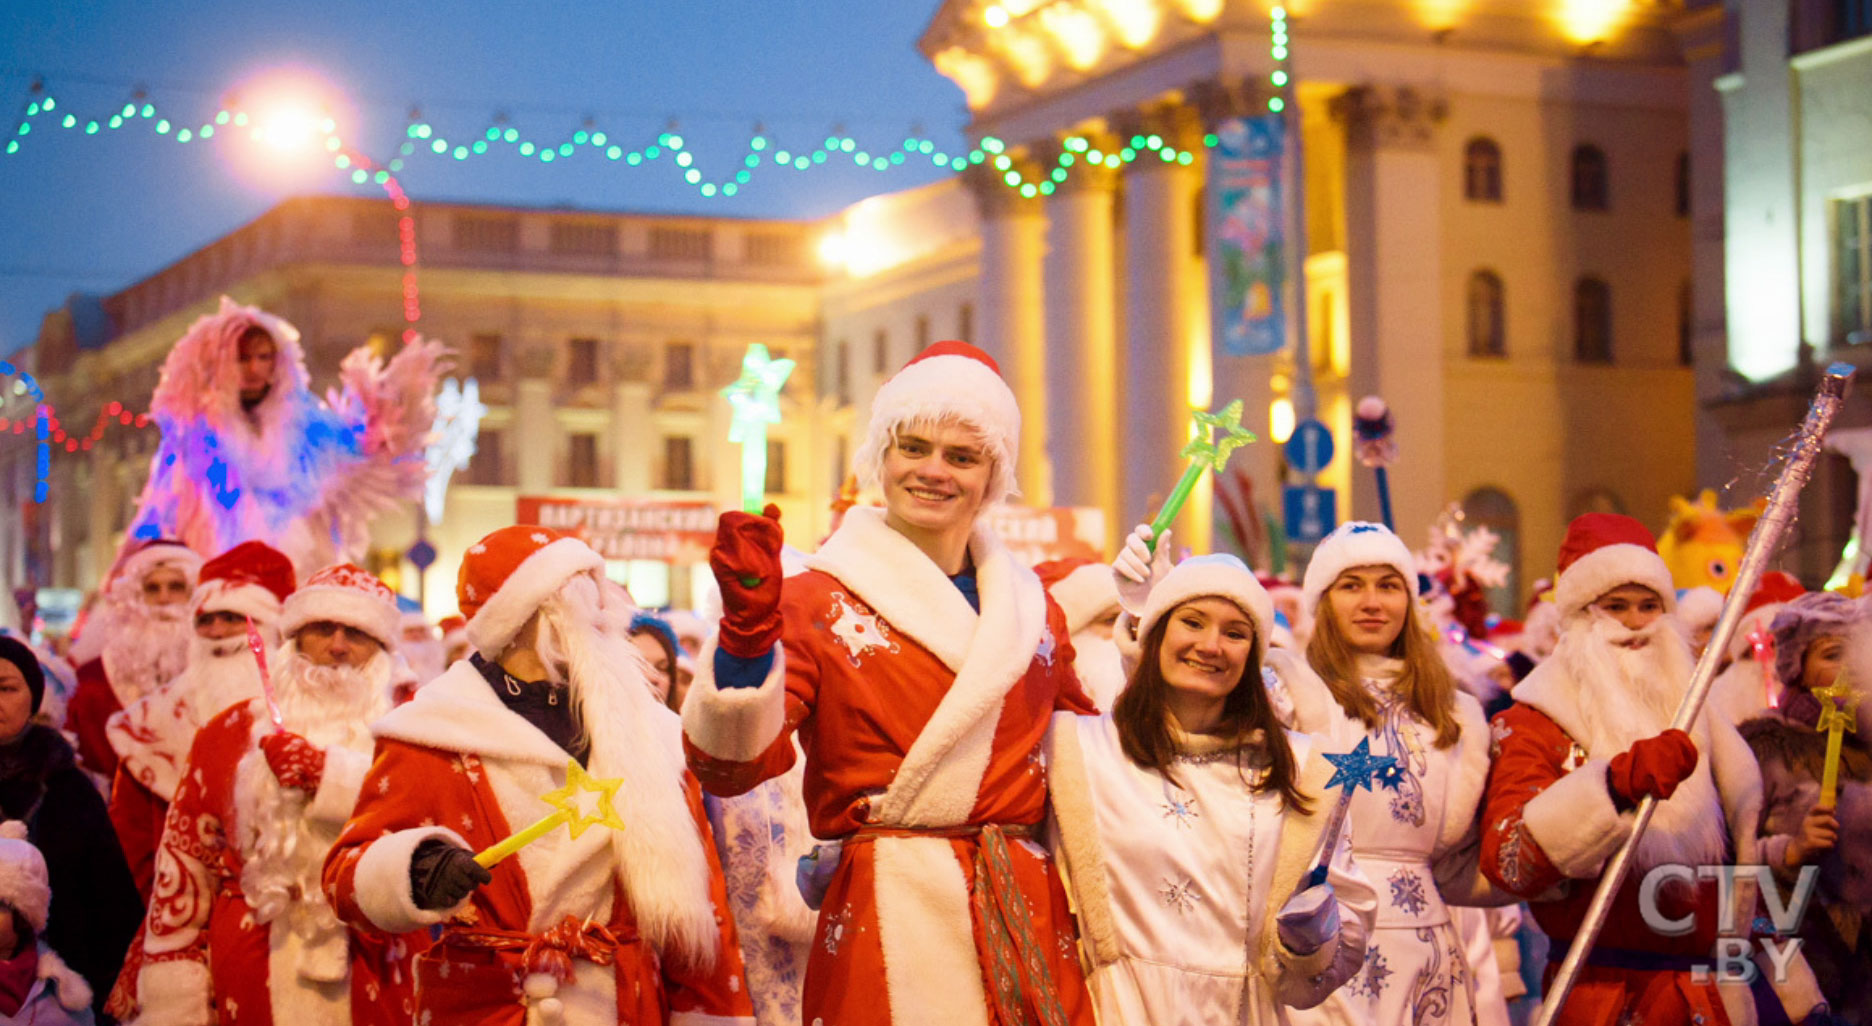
left=1306, top=588, right=1462, bottom=748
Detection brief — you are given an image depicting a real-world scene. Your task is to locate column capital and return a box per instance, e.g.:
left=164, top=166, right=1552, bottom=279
left=1186, top=76, right=1276, bottom=130
left=963, top=158, right=1044, bottom=218
left=1330, top=84, right=1448, bottom=151
left=1036, top=131, right=1119, bottom=194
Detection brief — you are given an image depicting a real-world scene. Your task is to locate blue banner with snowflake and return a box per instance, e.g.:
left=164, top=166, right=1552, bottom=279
left=1208, top=115, right=1287, bottom=357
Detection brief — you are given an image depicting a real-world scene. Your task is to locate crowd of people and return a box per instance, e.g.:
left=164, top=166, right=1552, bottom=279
left=0, top=304, right=1867, bottom=1026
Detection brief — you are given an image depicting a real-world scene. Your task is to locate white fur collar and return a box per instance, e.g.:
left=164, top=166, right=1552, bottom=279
left=371, top=661, right=569, bottom=766
left=807, top=507, right=988, bottom=671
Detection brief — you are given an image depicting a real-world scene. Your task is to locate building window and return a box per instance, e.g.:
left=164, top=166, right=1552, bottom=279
left=549, top=221, right=619, bottom=257
left=566, top=337, right=600, bottom=383
left=1571, top=145, right=1608, bottom=211
left=650, top=226, right=712, bottom=261
left=663, top=436, right=695, bottom=491
left=1838, top=195, right=1872, bottom=346
left=665, top=341, right=696, bottom=390
left=1464, top=137, right=1503, bottom=202
left=1462, top=487, right=1520, bottom=615
left=1679, top=280, right=1694, bottom=366
left=834, top=338, right=851, bottom=405
left=745, top=231, right=804, bottom=266
left=1467, top=270, right=1506, bottom=358
left=959, top=302, right=975, bottom=342
left=1674, top=152, right=1690, bottom=218
left=872, top=329, right=889, bottom=375
left=1838, top=0, right=1872, bottom=43
left=565, top=433, right=599, bottom=488
left=466, top=428, right=506, bottom=486
left=453, top=214, right=520, bottom=253
left=1574, top=277, right=1613, bottom=364
left=765, top=439, right=788, bottom=495
left=915, top=313, right=930, bottom=350
left=470, top=333, right=503, bottom=381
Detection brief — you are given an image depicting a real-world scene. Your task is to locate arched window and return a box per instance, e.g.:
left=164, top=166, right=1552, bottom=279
left=1462, top=487, right=1521, bottom=616
left=1464, top=137, right=1503, bottom=202
left=1574, top=277, right=1613, bottom=363
left=1467, top=270, right=1506, bottom=357
left=1571, top=144, right=1608, bottom=210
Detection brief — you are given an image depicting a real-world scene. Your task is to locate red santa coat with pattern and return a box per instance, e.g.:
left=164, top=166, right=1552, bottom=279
left=322, top=661, right=755, bottom=1026
left=128, top=699, right=415, bottom=1026
left=683, top=507, right=1099, bottom=1026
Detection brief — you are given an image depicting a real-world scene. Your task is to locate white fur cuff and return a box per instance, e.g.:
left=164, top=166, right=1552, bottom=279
left=136, top=958, right=214, bottom=1026
left=670, top=1015, right=757, bottom=1026
left=351, top=826, right=469, bottom=934
left=1520, top=759, right=1633, bottom=878
left=681, top=637, right=787, bottom=763
left=306, top=746, right=370, bottom=824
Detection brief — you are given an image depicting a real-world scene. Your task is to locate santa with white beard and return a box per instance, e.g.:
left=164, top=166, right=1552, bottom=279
left=322, top=525, right=752, bottom=1026
left=65, top=538, right=203, bottom=780
left=122, top=563, right=420, bottom=1026
left=1037, top=557, right=1126, bottom=705
left=106, top=540, right=297, bottom=899
left=1479, top=514, right=1826, bottom=1026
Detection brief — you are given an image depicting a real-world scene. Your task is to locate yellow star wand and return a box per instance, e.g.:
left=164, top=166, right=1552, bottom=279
left=1813, top=671, right=1861, bottom=809
left=473, top=761, right=626, bottom=869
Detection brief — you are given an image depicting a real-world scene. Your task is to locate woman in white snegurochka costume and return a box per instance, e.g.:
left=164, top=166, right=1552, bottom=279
left=1277, top=521, right=1517, bottom=1026
left=1046, top=527, right=1378, bottom=1026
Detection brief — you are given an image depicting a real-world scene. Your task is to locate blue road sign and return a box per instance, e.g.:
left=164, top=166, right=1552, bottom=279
left=407, top=539, right=438, bottom=571
left=1284, top=419, right=1334, bottom=475
left=1284, top=485, right=1337, bottom=543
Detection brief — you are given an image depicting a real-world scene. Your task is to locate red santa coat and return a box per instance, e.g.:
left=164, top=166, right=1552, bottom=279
left=127, top=699, right=412, bottom=1026
left=323, top=661, right=755, bottom=1026
left=1479, top=660, right=1825, bottom=1026
left=683, top=507, right=1099, bottom=1026
left=65, top=657, right=124, bottom=780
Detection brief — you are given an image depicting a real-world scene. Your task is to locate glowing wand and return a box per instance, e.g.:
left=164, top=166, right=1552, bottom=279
left=720, top=344, right=796, bottom=515
left=1813, top=672, right=1860, bottom=809
left=474, top=761, right=627, bottom=869
left=244, top=615, right=283, bottom=730
left=1147, top=400, right=1255, bottom=553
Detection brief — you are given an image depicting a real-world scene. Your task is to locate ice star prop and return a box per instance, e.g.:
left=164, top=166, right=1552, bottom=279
left=422, top=377, right=487, bottom=523
left=474, top=761, right=626, bottom=869
left=1813, top=671, right=1861, bottom=808
left=720, top=343, right=796, bottom=514
left=1147, top=399, right=1255, bottom=551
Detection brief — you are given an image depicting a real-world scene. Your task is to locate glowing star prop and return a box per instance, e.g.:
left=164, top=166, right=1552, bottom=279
left=721, top=344, right=796, bottom=515
left=1147, top=399, right=1255, bottom=552
left=1303, top=737, right=1399, bottom=888
left=474, top=761, right=626, bottom=869
left=422, top=377, right=487, bottom=522
left=244, top=615, right=283, bottom=730
left=1813, top=672, right=1861, bottom=808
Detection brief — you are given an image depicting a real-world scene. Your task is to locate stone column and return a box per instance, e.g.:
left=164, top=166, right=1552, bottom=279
left=1334, top=84, right=1447, bottom=536
left=515, top=343, right=556, bottom=494
left=965, top=161, right=1050, bottom=505
left=610, top=344, right=654, bottom=494
left=1043, top=134, right=1120, bottom=527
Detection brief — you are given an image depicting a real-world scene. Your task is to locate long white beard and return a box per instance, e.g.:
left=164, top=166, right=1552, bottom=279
left=1070, top=630, right=1127, bottom=708
left=101, top=603, right=194, bottom=706
left=535, top=576, right=718, bottom=968
left=182, top=635, right=265, bottom=724
left=1550, top=612, right=1726, bottom=869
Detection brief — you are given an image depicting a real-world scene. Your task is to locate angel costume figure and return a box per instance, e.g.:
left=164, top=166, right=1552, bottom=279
left=125, top=297, right=446, bottom=576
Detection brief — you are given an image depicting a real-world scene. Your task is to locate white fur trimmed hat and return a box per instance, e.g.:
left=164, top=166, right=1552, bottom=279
left=192, top=541, right=296, bottom=627
left=1301, top=521, right=1418, bottom=615
left=1035, top=558, right=1121, bottom=636
left=280, top=564, right=401, bottom=649
left=110, top=537, right=204, bottom=598
left=1553, top=513, right=1677, bottom=618
left=458, top=525, right=605, bottom=657
left=0, top=820, right=51, bottom=933
left=1136, top=554, right=1275, bottom=667
left=854, top=340, right=1021, bottom=505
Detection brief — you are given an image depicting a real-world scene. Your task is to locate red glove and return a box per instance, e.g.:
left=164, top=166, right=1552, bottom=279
left=1606, top=729, right=1698, bottom=809
left=711, top=504, right=785, bottom=658
left=260, top=731, right=327, bottom=792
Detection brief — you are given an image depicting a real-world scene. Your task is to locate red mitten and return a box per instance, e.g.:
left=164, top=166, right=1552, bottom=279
left=1606, top=729, right=1698, bottom=807
left=260, top=731, right=327, bottom=792
left=711, top=504, right=785, bottom=658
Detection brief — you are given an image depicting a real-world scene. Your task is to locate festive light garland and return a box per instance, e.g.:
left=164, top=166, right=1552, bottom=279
left=0, top=366, right=51, bottom=502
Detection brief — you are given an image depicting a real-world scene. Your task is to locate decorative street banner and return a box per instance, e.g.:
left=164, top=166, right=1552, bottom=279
left=516, top=495, right=718, bottom=562
left=982, top=505, right=1109, bottom=566
left=1208, top=114, right=1287, bottom=357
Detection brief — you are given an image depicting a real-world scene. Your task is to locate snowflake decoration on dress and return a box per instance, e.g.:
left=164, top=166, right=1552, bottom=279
left=821, top=904, right=852, bottom=957
left=1161, top=792, right=1200, bottom=828
left=1351, top=944, right=1392, bottom=998
left=1159, top=878, right=1200, bottom=913
left=824, top=592, right=900, bottom=666
left=1388, top=868, right=1428, bottom=917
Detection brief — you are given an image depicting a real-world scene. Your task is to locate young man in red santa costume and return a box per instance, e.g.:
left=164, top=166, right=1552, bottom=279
left=122, top=564, right=415, bottom=1026
left=106, top=540, right=297, bottom=899
left=685, top=340, right=1100, bottom=1026
left=1479, top=514, right=1827, bottom=1026
left=65, top=538, right=203, bottom=781
left=322, top=525, right=753, bottom=1026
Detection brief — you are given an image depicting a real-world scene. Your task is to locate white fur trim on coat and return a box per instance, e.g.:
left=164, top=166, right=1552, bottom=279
left=1043, top=712, right=1121, bottom=966
left=1554, top=543, right=1677, bottom=618
left=681, top=635, right=788, bottom=763
left=281, top=583, right=400, bottom=650
left=372, top=662, right=573, bottom=768
left=135, top=957, right=213, bottom=1026
left=1518, top=759, right=1631, bottom=878
left=306, top=746, right=370, bottom=824
left=351, top=825, right=468, bottom=935
left=38, top=948, right=92, bottom=1013
left=873, top=836, right=992, bottom=1026
left=465, top=537, right=605, bottom=657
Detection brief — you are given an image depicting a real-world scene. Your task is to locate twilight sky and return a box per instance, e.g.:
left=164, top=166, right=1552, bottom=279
left=0, top=0, right=967, bottom=353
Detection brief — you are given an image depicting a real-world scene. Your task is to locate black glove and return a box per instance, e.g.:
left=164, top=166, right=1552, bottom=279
left=408, top=838, right=491, bottom=911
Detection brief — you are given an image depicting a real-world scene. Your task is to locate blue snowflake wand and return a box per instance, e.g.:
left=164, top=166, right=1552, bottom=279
left=1302, top=737, right=1400, bottom=889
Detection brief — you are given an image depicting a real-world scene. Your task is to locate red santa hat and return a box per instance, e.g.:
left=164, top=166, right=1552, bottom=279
left=111, top=537, right=204, bottom=595
left=1301, top=521, right=1418, bottom=615
left=1552, top=513, right=1677, bottom=618
left=0, top=820, right=50, bottom=933
left=457, top=525, right=605, bottom=657
left=191, top=541, right=296, bottom=626
left=1725, top=570, right=1808, bottom=661
left=438, top=614, right=467, bottom=646
left=854, top=340, right=1021, bottom=505
left=280, top=563, right=401, bottom=649
left=1134, top=554, right=1275, bottom=667
left=1035, top=557, right=1120, bottom=636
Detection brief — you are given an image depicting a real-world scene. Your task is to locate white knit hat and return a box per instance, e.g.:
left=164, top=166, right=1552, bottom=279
left=1136, top=554, right=1275, bottom=667
left=855, top=340, right=1021, bottom=505
left=457, top=525, right=605, bottom=657
left=0, top=821, right=51, bottom=933
left=1301, top=521, right=1419, bottom=615
left=279, top=564, right=402, bottom=650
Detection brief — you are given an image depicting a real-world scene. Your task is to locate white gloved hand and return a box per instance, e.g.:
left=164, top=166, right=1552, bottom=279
left=1275, top=883, right=1340, bottom=956
left=1112, top=524, right=1174, bottom=617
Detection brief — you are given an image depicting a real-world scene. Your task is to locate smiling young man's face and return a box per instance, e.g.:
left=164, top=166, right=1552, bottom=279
left=880, top=421, right=993, bottom=538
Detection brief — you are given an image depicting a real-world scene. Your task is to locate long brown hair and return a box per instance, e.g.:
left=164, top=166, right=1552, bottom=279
left=1306, top=583, right=1462, bottom=748
left=1114, top=609, right=1312, bottom=813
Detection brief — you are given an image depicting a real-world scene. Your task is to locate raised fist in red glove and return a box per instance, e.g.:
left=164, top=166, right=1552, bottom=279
left=711, top=504, right=785, bottom=658
left=260, top=730, right=326, bottom=792
left=1606, top=729, right=1698, bottom=809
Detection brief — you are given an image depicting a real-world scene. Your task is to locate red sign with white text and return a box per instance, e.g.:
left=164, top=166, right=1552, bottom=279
left=516, top=495, right=718, bottom=562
